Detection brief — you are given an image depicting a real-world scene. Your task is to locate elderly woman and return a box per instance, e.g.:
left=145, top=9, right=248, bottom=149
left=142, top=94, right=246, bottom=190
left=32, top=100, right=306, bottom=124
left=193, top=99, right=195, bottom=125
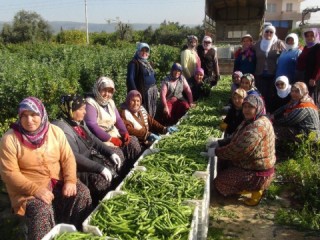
left=296, top=28, right=320, bottom=106
left=272, top=82, right=320, bottom=142
left=233, top=34, right=256, bottom=75
left=160, top=63, right=195, bottom=126
left=254, top=25, right=286, bottom=112
left=120, top=90, right=177, bottom=148
left=84, top=76, right=141, bottom=166
left=53, top=94, right=125, bottom=205
left=197, top=35, right=220, bottom=86
left=269, top=76, right=292, bottom=113
left=208, top=95, right=276, bottom=206
left=181, top=35, right=201, bottom=79
left=188, top=67, right=211, bottom=101
left=126, top=42, right=158, bottom=117
left=0, top=97, right=92, bottom=240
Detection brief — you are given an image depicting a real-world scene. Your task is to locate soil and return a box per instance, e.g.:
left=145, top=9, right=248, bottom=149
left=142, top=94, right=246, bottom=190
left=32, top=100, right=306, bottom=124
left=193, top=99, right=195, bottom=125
left=207, top=191, right=320, bottom=240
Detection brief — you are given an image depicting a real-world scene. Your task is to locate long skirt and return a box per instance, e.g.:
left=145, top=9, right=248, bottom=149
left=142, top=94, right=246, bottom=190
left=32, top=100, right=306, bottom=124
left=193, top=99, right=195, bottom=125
left=164, top=98, right=190, bottom=126
left=214, top=166, right=274, bottom=196
left=143, top=85, right=158, bottom=118
left=25, top=180, right=92, bottom=240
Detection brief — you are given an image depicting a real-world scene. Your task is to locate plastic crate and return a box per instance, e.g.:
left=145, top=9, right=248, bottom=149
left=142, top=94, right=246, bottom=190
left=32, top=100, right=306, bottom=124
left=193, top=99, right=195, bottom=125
left=41, top=224, right=77, bottom=240
left=115, top=165, right=146, bottom=191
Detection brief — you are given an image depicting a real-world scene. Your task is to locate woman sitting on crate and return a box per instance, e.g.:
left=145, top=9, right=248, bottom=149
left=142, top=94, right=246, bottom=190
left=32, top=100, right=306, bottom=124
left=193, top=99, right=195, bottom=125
left=53, top=94, right=125, bottom=206
left=207, top=94, right=276, bottom=206
left=120, top=90, right=178, bottom=148
left=160, top=63, right=196, bottom=125
left=0, top=97, right=92, bottom=240
left=84, top=76, right=142, bottom=168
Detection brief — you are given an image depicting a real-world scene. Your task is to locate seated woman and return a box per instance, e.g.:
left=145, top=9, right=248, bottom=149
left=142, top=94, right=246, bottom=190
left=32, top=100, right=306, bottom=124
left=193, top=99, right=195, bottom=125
left=272, top=82, right=320, bottom=142
left=221, top=88, right=247, bottom=138
left=0, top=97, right=92, bottom=240
left=231, top=71, right=243, bottom=93
left=53, top=94, right=125, bottom=205
left=209, top=95, right=276, bottom=206
left=188, top=67, right=211, bottom=101
left=160, top=63, right=196, bottom=125
left=84, top=76, right=142, bottom=166
left=240, top=73, right=260, bottom=96
left=268, top=75, right=291, bottom=114
left=120, top=90, right=178, bottom=148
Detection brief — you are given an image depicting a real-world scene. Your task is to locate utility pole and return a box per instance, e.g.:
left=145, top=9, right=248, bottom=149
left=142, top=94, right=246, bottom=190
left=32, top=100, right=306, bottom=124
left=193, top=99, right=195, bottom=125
left=85, top=0, right=89, bottom=44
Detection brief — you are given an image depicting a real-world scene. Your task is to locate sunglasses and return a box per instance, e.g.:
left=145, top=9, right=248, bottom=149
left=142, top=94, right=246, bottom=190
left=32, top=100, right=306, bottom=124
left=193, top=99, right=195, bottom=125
left=204, top=41, right=212, bottom=44
left=265, top=30, right=274, bottom=34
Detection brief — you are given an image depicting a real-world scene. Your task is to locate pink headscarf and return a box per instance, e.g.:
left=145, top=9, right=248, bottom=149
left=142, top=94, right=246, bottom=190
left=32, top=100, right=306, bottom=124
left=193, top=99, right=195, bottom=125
left=303, top=28, right=320, bottom=48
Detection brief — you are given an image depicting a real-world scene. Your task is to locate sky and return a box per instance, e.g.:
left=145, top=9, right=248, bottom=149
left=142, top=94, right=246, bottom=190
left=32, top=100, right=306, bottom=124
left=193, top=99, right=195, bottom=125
left=0, top=0, right=319, bottom=25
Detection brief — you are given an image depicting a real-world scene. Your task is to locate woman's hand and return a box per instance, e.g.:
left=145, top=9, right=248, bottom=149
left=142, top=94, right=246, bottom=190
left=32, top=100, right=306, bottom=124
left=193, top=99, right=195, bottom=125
left=309, top=79, right=316, bottom=87
left=190, top=103, right=196, bottom=108
left=62, top=182, right=77, bottom=198
left=163, top=107, right=170, bottom=116
left=122, top=133, right=130, bottom=145
left=110, top=137, right=123, bottom=147
left=34, top=187, right=54, bottom=204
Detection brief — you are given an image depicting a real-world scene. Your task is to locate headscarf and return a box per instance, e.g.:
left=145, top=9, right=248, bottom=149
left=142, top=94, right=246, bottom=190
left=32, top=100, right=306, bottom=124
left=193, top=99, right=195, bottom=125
left=285, top=33, right=299, bottom=50
left=202, top=36, right=212, bottom=50
left=260, top=25, right=278, bottom=57
left=170, top=63, right=183, bottom=81
left=134, top=42, right=154, bottom=75
left=241, top=73, right=256, bottom=90
left=11, top=97, right=49, bottom=148
left=233, top=71, right=243, bottom=79
left=92, top=76, right=115, bottom=107
left=303, top=28, right=320, bottom=48
left=194, top=67, right=204, bottom=76
left=242, top=94, right=265, bottom=121
left=60, top=94, right=86, bottom=125
left=135, top=42, right=150, bottom=59
left=275, top=76, right=291, bottom=98
left=122, top=90, right=142, bottom=113
left=292, top=82, right=314, bottom=103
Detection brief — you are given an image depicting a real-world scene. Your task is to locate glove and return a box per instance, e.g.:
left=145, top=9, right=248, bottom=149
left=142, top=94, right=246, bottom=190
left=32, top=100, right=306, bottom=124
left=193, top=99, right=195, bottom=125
left=200, top=147, right=216, bottom=158
left=101, top=168, right=113, bottom=182
left=147, top=133, right=161, bottom=142
left=110, top=153, right=122, bottom=171
left=205, top=137, right=219, bottom=150
left=167, top=125, right=178, bottom=133
left=110, top=137, right=123, bottom=147
left=122, top=133, right=130, bottom=145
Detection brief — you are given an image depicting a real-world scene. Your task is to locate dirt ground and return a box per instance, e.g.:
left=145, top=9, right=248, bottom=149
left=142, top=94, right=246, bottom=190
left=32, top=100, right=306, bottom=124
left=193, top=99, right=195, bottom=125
left=207, top=191, right=320, bottom=240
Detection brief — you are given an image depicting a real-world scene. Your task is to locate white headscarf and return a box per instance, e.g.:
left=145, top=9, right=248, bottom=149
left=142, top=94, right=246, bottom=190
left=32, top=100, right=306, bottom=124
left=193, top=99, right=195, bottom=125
left=202, top=36, right=213, bottom=50
left=275, top=76, right=291, bottom=98
left=260, top=25, right=278, bottom=57
left=285, top=33, right=299, bottom=50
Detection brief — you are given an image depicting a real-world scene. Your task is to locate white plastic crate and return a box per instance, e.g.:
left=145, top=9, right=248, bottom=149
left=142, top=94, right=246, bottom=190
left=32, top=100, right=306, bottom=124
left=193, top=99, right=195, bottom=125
left=41, top=224, right=77, bottom=240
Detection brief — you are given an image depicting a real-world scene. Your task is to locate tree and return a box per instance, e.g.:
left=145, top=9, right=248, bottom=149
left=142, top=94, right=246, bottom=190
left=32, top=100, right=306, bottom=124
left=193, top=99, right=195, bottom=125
left=0, top=10, right=52, bottom=43
left=115, top=21, right=133, bottom=41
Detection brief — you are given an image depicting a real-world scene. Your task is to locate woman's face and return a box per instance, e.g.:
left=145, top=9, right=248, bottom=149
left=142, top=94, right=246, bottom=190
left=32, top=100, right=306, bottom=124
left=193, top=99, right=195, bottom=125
left=20, top=110, right=41, bottom=132
left=275, top=81, right=286, bottom=90
left=286, top=37, right=294, bottom=45
left=241, top=37, right=252, bottom=48
left=233, top=75, right=241, bottom=85
left=129, top=95, right=141, bottom=112
left=290, top=87, right=302, bottom=101
left=304, top=31, right=315, bottom=43
left=232, top=93, right=244, bottom=109
left=138, top=47, right=149, bottom=59
left=172, top=70, right=181, bottom=79
left=242, top=102, right=256, bottom=120
left=194, top=73, right=204, bottom=83
left=72, top=104, right=86, bottom=122
left=99, top=87, right=114, bottom=101
left=264, top=29, right=274, bottom=40
left=240, top=78, right=251, bottom=91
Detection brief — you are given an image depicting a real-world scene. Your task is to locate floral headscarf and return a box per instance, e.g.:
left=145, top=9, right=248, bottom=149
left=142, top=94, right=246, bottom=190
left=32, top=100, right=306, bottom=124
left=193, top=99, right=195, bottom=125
left=93, top=76, right=115, bottom=107
left=11, top=97, right=49, bottom=148
left=242, top=94, right=265, bottom=121
left=292, top=82, right=314, bottom=103
left=122, top=90, right=142, bottom=113
left=60, top=94, right=86, bottom=125
left=275, top=76, right=291, bottom=98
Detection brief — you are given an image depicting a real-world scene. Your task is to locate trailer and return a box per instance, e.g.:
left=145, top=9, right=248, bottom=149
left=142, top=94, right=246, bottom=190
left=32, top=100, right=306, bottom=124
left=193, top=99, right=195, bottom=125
left=205, top=0, right=266, bottom=44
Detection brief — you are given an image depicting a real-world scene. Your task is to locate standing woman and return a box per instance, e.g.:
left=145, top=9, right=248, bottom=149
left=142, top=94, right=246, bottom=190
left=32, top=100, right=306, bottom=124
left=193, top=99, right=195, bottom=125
left=181, top=35, right=201, bottom=80
left=0, top=97, right=92, bottom=240
left=296, top=28, right=320, bottom=106
left=254, top=25, right=286, bottom=112
left=233, top=34, right=256, bottom=75
left=126, top=42, right=158, bottom=117
left=85, top=76, right=141, bottom=165
left=160, top=63, right=196, bottom=125
left=197, top=36, right=220, bottom=86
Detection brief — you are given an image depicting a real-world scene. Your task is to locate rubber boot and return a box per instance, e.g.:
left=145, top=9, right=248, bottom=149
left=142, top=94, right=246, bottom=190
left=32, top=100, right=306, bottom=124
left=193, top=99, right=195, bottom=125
left=244, top=190, right=264, bottom=206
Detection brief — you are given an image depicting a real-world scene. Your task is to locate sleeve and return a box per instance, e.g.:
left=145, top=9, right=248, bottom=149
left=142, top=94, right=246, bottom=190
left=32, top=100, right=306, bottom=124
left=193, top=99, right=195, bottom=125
left=126, top=61, right=137, bottom=91
left=85, top=103, right=111, bottom=142
left=181, top=50, right=192, bottom=79
left=0, top=134, right=41, bottom=196
left=148, top=115, right=167, bottom=134
left=274, top=108, right=309, bottom=126
left=313, top=47, right=320, bottom=81
left=212, top=49, right=220, bottom=76
left=161, top=81, right=168, bottom=108
left=182, top=77, right=193, bottom=104
left=120, top=110, right=149, bottom=141
left=233, top=54, right=241, bottom=72
left=114, top=108, right=128, bottom=136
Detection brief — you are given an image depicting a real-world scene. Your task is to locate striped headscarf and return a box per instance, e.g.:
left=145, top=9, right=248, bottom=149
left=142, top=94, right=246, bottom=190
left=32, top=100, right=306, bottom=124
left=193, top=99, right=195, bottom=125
left=12, top=97, right=49, bottom=148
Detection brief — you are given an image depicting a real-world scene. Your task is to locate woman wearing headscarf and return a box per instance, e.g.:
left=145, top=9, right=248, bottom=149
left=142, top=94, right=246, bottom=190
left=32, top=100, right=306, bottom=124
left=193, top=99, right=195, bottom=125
left=181, top=35, right=201, bottom=80
left=272, top=82, right=320, bottom=142
left=188, top=67, right=211, bottom=101
left=120, top=90, right=177, bottom=148
left=126, top=42, right=158, bottom=117
left=275, top=33, right=301, bottom=84
left=207, top=95, right=276, bottom=206
left=296, top=28, right=320, bottom=106
left=269, top=76, right=292, bottom=113
left=197, top=35, right=220, bottom=86
left=254, top=25, right=286, bottom=112
left=240, top=73, right=261, bottom=97
left=53, top=94, right=125, bottom=205
left=0, top=97, right=92, bottom=240
left=233, top=34, right=256, bottom=75
left=160, top=63, right=196, bottom=126
left=85, top=76, right=142, bottom=166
